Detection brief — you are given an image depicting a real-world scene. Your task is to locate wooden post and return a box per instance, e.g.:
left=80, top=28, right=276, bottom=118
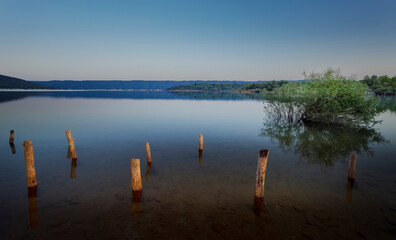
left=67, top=146, right=72, bottom=159
left=66, top=129, right=72, bottom=145
left=27, top=187, right=38, bottom=229
left=145, top=142, right=152, bottom=164
left=255, top=149, right=269, bottom=199
left=69, top=138, right=77, bottom=160
left=9, top=130, right=14, bottom=144
left=130, top=158, right=142, bottom=192
left=348, top=154, right=357, bottom=181
left=70, top=159, right=77, bottom=179
left=23, top=141, right=38, bottom=188
left=199, top=134, right=203, bottom=151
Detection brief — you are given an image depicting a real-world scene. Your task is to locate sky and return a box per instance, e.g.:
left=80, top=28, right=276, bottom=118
left=0, top=0, right=395, bottom=81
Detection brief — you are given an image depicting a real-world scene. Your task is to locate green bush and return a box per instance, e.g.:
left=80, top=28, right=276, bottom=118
left=266, top=68, right=383, bottom=126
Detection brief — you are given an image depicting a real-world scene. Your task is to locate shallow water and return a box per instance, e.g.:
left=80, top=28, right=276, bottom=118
left=0, top=91, right=395, bottom=240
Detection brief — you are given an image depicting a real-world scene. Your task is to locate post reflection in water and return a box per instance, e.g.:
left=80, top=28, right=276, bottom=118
left=27, top=187, right=38, bottom=229
left=198, top=149, right=203, bottom=165
left=145, top=163, right=151, bottom=182
left=346, top=179, right=354, bottom=203
left=253, top=196, right=264, bottom=216
left=9, top=143, right=16, bottom=154
left=70, top=159, right=77, bottom=179
left=346, top=154, right=357, bottom=203
left=131, top=190, right=142, bottom=219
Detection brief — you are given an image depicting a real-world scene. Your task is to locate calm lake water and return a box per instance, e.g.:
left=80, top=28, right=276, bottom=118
left=0, top=91, right=395, bottom=240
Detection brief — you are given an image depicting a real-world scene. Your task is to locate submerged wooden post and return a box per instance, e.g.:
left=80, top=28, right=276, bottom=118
left=255, top=149, right=269, bottom=199
left=9, top=130, right=14, bottom=144
left=348, top=154, right=357, bottom=181
left=145, top=142, right=152, bottom=164
left=23, top=141, right=38, bottom=188
left=131, top=158, right=142, bottom=202
left=199, top=134, right=203, bottom=151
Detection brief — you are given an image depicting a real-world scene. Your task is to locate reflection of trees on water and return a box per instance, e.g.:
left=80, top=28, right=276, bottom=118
left=168, top=91, right=263, bottom=100
left=379, top=96, right=396, bottom=113
left=260, top=121, right=387, bottom=167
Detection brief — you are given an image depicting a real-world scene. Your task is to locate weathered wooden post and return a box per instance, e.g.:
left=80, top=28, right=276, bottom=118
left=66, top=129, right=77, bottom=160
left=70, top=159, right=77, bottom=179
left=66, top=129, right=72, bottom=145
left=348, top=154, right=357, bottom=181
left=67, top=146, right=72, bottom=159
left=69, top=138, right=77, bottom=160
left=145, top=142, right=152, bottom=164
left=199, top=134, right=203, bottom=151
left=346, top=154, right=357, bottom=203
left=131, top=158, right=142, bottom=202
left=198, top=149, right=203, bottom=165
left=9, top=130, right=14, bottom=144
left=255, top=149, right=269, bottom=199
left=23, top=141, right=38, bottom=189
left=254, top=149, right=269, bottom=214
left=131, top=158, right=142, bottom=218
left=23, top=140, right=38, bottom=228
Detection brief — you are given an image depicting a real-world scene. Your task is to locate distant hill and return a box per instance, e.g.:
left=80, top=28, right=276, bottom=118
left=0, top=75, right=56, bottom=89
left=33, top=80, right=264, bottom=90
left=167, top=82, right=247, bottom=91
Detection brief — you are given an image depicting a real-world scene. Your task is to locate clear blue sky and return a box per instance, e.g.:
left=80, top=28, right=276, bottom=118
left=0, top=0, right=395, bottom=80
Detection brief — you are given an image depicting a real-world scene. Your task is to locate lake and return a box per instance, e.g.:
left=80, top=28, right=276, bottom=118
left=0, top=91, right=395, bottom=239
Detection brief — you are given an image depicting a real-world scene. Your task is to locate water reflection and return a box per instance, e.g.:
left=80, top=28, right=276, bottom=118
left=260, top=121, right=387, bottom=167
left=27, top=187, right=38, bottom=229
left=9, top=143, right=16, bottom=154
left=169, top=91, right=263, bottom=100
left=198, top=149, right=203, bottom=165
left=346, top=180, right=354, bottom=203
left=0, top=90, right=261, bottom=104
left=145, top=163, right=151, bottom=182
left=67, top=145, right=77, bottom=160
left=379, top=96, right=396, bottom=113
left=70, top=159, right=77, bottom=179
left=253, top=196, right=264, bottom=216
left=131, top=190, right=142, bottom=219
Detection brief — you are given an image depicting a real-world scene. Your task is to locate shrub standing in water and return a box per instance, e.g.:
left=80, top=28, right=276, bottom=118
left=265, top=68, right=383, bottom=126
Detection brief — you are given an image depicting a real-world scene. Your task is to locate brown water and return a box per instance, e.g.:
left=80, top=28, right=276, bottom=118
left=0, top=91, right=395, bottom=240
